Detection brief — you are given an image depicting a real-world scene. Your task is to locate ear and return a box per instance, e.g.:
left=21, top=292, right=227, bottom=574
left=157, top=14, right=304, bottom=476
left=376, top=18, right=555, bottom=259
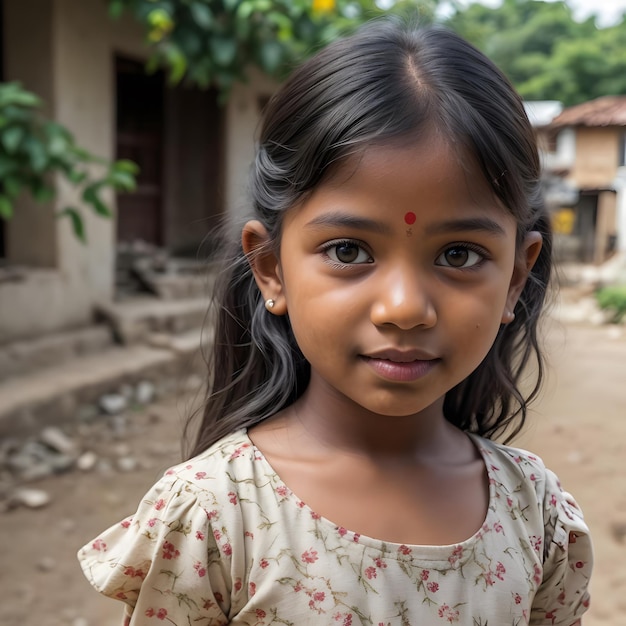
left=502, top=231, right=543, bottom=324
left=242, top=220, right=287, bottom=316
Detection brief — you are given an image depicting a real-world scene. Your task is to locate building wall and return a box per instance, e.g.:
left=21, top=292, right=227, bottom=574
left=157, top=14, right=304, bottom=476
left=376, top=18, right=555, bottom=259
left=569, top=127, right=620, bottom=188
left=0, top=0, right=274, bottom=343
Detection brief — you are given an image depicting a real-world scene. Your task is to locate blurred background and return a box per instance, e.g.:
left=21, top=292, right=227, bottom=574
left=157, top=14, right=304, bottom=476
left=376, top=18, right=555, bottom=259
left=0, top=1, right=625, bottom=624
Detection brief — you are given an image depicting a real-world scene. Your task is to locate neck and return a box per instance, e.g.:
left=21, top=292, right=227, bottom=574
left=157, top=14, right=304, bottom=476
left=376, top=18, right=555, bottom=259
left=275, top=376, right=459, bottom=462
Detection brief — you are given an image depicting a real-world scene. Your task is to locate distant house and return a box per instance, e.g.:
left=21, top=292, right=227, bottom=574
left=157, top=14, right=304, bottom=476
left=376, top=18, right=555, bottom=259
left=541, top=96, right=626, bottom=264
left=0, top=0, right=275, bottom=344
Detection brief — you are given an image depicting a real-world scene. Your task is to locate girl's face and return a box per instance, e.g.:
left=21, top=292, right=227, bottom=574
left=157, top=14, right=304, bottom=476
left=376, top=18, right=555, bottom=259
left=247, top=133, right=541, bottom=422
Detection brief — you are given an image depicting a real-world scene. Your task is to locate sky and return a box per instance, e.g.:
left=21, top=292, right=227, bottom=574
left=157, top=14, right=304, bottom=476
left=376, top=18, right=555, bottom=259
left=437, top=0, right=626, bottom=26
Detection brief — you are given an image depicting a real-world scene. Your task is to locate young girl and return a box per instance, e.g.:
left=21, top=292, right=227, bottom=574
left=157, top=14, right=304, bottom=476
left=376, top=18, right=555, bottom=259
left=79, top=19, right=592, bottom=625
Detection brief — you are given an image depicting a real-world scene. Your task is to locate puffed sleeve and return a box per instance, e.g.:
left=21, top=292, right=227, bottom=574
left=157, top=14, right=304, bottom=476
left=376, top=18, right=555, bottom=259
left=530, top=468, right=593, bottom=625
left=78, top=473, right=232, bottom=625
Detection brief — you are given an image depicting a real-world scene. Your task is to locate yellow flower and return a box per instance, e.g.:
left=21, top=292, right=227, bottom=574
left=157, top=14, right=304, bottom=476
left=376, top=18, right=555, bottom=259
left=313, top=0, right=336, bottom=13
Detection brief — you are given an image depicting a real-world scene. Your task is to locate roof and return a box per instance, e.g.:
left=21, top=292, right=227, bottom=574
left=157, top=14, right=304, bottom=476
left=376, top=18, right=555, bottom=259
left=523, top=101, right=563, bottom=127
left=551, top=95, right=626, bottom=127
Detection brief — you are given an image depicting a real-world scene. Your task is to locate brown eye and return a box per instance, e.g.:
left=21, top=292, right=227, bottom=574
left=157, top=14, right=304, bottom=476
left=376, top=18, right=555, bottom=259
left=436, top=246, right=482, bottom=268
left=326, top=241, right=372, bottom=265
left=444, top=247, right=469, bottom=267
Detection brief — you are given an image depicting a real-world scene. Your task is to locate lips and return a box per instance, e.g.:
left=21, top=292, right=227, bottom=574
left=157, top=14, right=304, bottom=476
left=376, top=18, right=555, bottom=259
left=361, top=349, right=440, bottom=382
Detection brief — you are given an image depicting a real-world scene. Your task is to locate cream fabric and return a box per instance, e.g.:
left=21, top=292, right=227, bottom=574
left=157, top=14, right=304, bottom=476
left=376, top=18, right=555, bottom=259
left=78, top=429, right=592, bottom=625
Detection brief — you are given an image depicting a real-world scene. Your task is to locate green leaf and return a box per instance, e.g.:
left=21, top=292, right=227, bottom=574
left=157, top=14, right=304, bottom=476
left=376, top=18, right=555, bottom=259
left=210, top=37, right=238, bottom=67
left=108, top=0, right=125, bottom=19
left=67, top=169, right=88, bottom=184
left=59, top=207, right=86, bottom=243
left=24, top=136, right=49, bottom=172
left=108, top=169, right=137, bottom=192
left=0, top=194, right=13, bottom=220
left=189, top=3, right=213, bottom=29
left=113, top=159, right=140, bottom=175
left=31, top=183, right=55, bottom=203
left=3, top=176, right=21, bottom=199
left=1, top=125, right=25, bottom=153
left=83, top=184, right=112, bottom=217
left=258, top=40, right=284, bottom=74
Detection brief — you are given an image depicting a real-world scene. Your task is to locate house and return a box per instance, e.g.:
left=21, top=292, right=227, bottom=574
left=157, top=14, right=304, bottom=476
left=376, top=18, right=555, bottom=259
left=0, top=0, right=275, bottom=345
left=542, top=95, right=626, bottom=264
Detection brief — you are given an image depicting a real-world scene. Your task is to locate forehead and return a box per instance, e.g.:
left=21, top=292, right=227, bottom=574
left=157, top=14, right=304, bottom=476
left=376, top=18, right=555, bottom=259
left=294, top=134, right=513, bottom=227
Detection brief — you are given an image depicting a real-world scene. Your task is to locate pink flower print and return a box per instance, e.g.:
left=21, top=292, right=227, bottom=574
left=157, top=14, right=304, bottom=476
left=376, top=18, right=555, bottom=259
left=245, top=530, right=254, bottom=539
left=228, top=491, right=238, bottom=505
left=276, top=485, right=289, bottom=497
left=343, top=615, right=353, bottom=625
left=490, top=464, right=500, bottom=472
left=297, top=500, right=306, bottom=508
left=223, top=542, right=232, bottom=556
left=575, top=560, right=585, bottom=569
left=337, top=526, right=348, bottom=537
left=495, top=562, right=506, bottom=581
left=195, top=471, right=207, bottom=480
left=529, top=455, right=537, bottom=461
left=234, top=578, right=242, bottom=592
left=121, top=519, right=131, bottom=528
left=513, top=593, right=522, bottom=605
left=530, top=535, right=542, bottom=552
left=147, top=518, right=157, bottom=527
left=427, top=582, right=439, bottom=593
left=421, top=570, right=430, bottom=581
left=213, top=529, right=222, bottom=541
left=116, top=591, right=128, bottom=599
left=530, top=473, right=536, bottom=481
left=92, top=538, right=107, bottom=552
left=493, top=521, right=503, bottom=533
left=196, top=530, right=205, bottom=540
left=308, top=591, right=328, bottom=613
left=229, top=444, right=250, bottom=459
left=207, top=509, right=219, bottom=520
left=374, top=557, right=387, bottom=569
left=157, top=609, right=167, bottom=620
left=260, top=558, right=269, bottom=569
left=365, top=566, right=377, bottom=580
left=545, top=610, right=557, bottom=625
left=145, top=608, right=168, bottom=620
left=506, top=496, right=514, bottom=507
left=448, top=545, right=463, bottom=565
left=438, top=604, right=460, bottom=622
left=550, top=494, right=557, bottom=507
left=162, top=541, right=180, bottom=560
left=533, top=563, right=543, bottom=586
left=249, top=581, right=257, bottom=596
left=215, top=592, right=224, bottom=603
left=256, top=609, right=266, bottom=619
left=353, top=533, right=361, bottom=542
left=557, top=590, right=566, bottom=605
left=569, top=531, right=578, bottom=544
left=154, top=498, right=166, bottom=510
left=311, top=511, right=321, bottom=520
left=399, top=544, right=411, bottom=556
left=165, top=469, right=175, bottom=475
left=193, top=561, right=207, bottom=577
left=302, top=549, right=318, bottom=564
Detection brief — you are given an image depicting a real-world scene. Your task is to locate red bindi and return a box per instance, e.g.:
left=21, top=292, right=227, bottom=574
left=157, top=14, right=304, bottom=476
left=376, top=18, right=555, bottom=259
left=404, top=211, right=416, bottom=225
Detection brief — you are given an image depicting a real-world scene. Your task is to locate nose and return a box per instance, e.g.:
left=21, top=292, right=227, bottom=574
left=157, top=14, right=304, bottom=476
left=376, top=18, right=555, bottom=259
left=369, top=265, right=437, bottom=330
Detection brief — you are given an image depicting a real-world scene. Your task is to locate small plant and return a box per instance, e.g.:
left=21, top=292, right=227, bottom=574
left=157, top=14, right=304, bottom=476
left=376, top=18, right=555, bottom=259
left=0, top=81, right=138, bottom=242
left=595, top=285, right=626, bottom=323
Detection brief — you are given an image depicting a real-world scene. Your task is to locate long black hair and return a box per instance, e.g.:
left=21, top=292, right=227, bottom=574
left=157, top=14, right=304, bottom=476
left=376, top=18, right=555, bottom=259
left=186, top=18, right=552, bottom=457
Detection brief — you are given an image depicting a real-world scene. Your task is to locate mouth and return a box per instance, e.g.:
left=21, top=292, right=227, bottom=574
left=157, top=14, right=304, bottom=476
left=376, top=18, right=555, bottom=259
left=360, top=350, right=440, bottom=382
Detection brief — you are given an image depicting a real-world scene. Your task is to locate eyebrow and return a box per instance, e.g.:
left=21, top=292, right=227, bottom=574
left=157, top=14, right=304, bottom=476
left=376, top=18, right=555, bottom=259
left=425, top=217, right=507, bottom=237
left=304, top=212, right=392, bottom=234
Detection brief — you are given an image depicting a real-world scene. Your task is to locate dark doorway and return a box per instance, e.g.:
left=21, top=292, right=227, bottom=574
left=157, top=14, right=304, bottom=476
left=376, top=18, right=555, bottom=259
left=115, top=56, right=165, bottom=245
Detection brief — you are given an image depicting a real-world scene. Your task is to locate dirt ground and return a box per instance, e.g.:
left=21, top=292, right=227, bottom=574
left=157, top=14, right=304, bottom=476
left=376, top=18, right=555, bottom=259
left=0, top=317, right=625, bottom=626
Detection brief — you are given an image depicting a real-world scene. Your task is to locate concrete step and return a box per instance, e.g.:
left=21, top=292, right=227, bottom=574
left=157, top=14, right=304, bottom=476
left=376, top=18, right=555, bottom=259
left=97, top=296, right=210, bottom=345
left=0, top=324, right=114, bottom=381
left=0, top=328, right=208, bottom=440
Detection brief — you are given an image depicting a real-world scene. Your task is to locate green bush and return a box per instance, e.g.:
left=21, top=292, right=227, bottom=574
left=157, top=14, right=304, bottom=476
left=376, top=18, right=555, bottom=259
left=0, top=81, right=138, bottom=242
left=595, top=285, right=626, bottom=323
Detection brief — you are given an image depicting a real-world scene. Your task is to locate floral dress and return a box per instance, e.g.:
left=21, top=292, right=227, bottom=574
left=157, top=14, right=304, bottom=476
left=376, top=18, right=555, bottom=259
left=78, top=430, right=592, bottom=625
